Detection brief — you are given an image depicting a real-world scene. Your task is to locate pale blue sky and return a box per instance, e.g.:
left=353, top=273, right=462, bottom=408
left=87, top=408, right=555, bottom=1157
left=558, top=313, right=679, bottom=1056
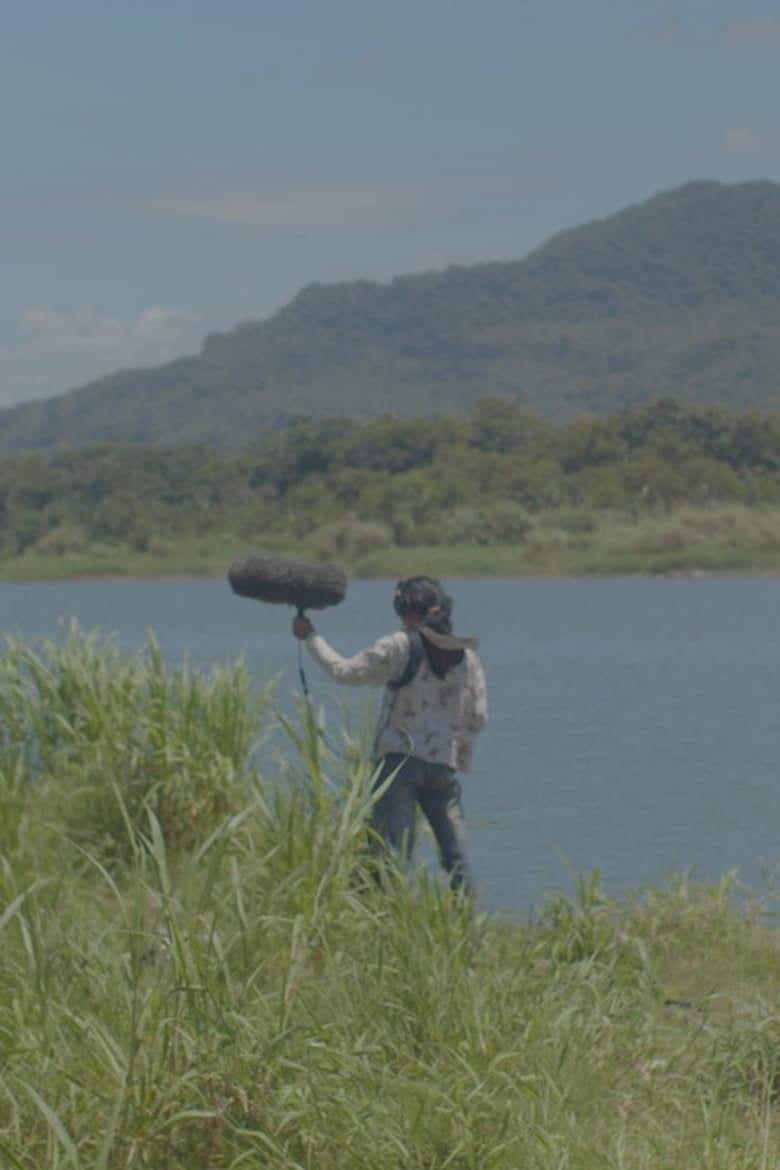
left=3, top=0, right=780, bottom=405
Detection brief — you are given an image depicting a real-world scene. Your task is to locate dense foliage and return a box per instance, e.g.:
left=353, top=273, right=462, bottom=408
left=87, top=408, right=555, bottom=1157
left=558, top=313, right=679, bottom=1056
left=2, top=398, right=780, bottom=562
left=1, top=180, right=780, bottom=452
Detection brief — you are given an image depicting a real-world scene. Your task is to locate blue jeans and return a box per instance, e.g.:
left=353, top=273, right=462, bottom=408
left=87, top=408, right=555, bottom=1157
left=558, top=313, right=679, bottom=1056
left=370, top=753, right=474, bottom=893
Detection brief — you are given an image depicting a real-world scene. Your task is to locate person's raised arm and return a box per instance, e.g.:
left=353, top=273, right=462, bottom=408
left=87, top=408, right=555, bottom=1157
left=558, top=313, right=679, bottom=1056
left=292, top=618, right=409, bottom=687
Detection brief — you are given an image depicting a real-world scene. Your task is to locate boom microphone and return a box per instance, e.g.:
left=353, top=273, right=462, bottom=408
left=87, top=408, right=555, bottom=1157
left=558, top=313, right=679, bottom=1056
left=227, top=554, right=348, bottom=614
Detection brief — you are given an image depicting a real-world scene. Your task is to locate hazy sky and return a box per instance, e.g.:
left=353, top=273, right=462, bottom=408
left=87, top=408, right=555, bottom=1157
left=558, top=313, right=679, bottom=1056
left=3, top=0, right=780, bottom=407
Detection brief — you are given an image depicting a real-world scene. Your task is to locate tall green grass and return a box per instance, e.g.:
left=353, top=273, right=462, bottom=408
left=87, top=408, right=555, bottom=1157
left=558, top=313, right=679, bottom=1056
left=1, top=626, right=780, bottom=1168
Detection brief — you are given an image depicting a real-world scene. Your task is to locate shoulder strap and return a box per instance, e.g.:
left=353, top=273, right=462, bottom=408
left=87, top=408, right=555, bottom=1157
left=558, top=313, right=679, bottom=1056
left=388, top=630, right=424, bottom=690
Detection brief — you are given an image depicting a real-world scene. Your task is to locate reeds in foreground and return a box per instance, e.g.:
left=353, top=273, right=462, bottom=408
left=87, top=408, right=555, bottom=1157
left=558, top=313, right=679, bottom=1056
left=1, top=624, right=779, bottom=1168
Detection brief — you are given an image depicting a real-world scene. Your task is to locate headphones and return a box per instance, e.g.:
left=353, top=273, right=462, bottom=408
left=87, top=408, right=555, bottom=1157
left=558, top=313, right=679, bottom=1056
left=392, top=576, right=450, bottom=622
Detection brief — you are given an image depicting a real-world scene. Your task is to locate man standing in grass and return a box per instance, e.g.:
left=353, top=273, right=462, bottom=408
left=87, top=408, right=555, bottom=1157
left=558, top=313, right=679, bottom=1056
left=292, top=575, right=488, bottom=893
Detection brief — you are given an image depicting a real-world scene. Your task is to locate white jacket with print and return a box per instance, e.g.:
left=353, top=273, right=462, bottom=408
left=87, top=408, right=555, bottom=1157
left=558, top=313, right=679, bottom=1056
left=305, top=629, right=488, bottom=771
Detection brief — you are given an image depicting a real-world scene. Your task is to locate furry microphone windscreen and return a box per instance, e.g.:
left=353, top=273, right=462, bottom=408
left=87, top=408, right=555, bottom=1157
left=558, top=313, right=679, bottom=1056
left=227, top=554, right=348, bottom=612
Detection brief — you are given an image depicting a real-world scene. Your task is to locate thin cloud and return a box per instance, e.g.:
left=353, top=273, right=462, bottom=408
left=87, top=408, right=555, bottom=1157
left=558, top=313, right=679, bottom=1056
left=0, top=306, right=205, bottom=406
left=314, top=48, right=385, bottom=83
left=137, top=184, right=426, bottom=233
left=724, top=15, right=780, bottom=51
left=124, top=147, right=665, bottom=240
left=643, top=16, right=693, bottom=50
left=128, top=171, right=544, bottom=236
left=21, top=306, right=200, bottom=360
left=722, top=122, right=780, bottom=155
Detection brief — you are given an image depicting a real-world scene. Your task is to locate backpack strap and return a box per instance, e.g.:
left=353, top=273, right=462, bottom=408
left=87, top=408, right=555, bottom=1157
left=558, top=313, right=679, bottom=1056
left=387, top=630, right=424, bottom=690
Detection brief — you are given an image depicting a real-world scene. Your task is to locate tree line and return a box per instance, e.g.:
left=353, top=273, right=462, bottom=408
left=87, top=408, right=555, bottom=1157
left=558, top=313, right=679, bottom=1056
left=2, top=397, right=780, bottom=559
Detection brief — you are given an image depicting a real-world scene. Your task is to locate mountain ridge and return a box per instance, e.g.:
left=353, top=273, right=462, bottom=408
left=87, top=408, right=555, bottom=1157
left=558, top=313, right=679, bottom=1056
left=2, top=179, right=779, bottom=453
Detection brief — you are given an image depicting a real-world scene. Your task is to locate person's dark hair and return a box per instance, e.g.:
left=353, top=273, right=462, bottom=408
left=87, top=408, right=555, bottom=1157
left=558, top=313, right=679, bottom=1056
left=393, top=576, right=454, bottom=633
left=391, top=576, right=462, bottom=681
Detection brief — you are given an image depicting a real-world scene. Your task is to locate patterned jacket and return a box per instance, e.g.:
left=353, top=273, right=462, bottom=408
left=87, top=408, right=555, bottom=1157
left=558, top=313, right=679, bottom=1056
left=305, top=629, right=488, bottom=771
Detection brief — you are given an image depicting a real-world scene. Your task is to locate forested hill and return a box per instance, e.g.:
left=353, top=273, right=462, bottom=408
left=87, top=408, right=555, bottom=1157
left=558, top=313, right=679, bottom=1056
left=2, top=179, right=780, bottom=453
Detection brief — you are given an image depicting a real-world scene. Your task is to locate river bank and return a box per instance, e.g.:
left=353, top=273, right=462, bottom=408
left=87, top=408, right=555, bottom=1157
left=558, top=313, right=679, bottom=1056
left=3, top=501, right=780, bottom=582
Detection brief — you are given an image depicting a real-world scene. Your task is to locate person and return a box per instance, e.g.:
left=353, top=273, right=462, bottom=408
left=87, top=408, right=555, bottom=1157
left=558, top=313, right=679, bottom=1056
left=291, top=575, right=488, bottom=892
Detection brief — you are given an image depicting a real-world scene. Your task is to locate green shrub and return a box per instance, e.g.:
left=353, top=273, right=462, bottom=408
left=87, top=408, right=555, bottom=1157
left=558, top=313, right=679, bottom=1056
left=311, top=517, right=393, bottom=560
left=441, top=502, right=532, bottom=545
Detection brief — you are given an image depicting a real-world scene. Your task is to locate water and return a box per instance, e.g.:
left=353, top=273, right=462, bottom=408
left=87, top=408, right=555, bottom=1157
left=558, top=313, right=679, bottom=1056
left=2, top=576, right=779, bottom=915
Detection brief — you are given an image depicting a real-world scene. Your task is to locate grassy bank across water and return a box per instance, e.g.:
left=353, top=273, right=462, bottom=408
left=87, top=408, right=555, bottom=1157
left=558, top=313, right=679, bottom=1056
left=1, top=625, right=780, bottom=1168
left=3, top=503, right=780, bottom=581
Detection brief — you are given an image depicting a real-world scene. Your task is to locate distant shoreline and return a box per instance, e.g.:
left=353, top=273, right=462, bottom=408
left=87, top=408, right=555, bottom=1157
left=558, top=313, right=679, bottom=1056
left=4, top=565, right=780, bottom=585
left=4, top=512, right=780, bottom=584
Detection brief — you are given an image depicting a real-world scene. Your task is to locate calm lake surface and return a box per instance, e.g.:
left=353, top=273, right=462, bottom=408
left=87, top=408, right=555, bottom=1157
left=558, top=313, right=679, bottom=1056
left=2, top=576, right=779, bottom=915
